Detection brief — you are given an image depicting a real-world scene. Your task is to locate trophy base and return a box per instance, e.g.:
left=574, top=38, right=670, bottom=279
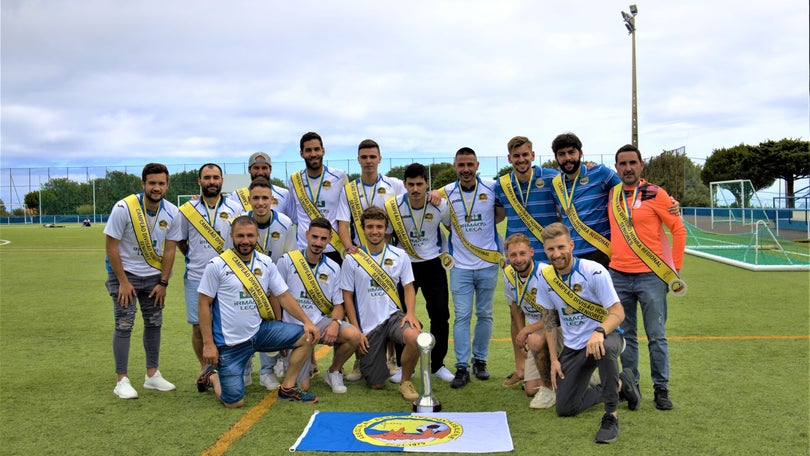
left=413, top=400, right=442, bottom=413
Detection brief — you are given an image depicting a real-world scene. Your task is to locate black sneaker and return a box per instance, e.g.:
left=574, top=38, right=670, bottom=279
left=654, top=387, right=673, bottom=410
left=450, top=367, right=470, bottom=389
left=595, top=413, right=620, bottom=444
left=472, top=360, right=490, bottom=380
left=618, top=368, right=641, bottom=411
left=195, top=365, right=217, bottom=393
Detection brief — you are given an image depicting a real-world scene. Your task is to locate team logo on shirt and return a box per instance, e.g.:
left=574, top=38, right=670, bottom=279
left=253, top=268, right=263, bottom=277
left=572, top=283, right=583, bottom=294
left=579, top=176, right=589, bottom=185
left=383, top=259, right=394, bottom=267
left=159, top=220, right=168, bottom=229
left=219, top=212, right=230, bottom=219
left=563, top=305, right=577, bottom=315
left=271, top=231, right=280, bottom=240
left=478, top=194, right=488, bottom=201
left=323, top=180, right=332, bottom=189
left=318, top=273, right=328, bottom=282
left=424, top=213, right=434, bottom=221
left=536, top=179, right=545, bottom=189
left=377, top=188, right=387, bottom=194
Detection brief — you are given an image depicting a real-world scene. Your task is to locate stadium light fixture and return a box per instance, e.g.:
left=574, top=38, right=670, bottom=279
left=621, top=4, right=639, bottom=147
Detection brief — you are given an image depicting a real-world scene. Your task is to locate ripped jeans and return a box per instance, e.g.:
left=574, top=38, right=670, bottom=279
left=106, top=272, right=164, bottom=375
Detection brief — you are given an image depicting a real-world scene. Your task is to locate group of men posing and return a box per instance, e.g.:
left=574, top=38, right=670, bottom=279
left=103, top=131, right=686, bottom=444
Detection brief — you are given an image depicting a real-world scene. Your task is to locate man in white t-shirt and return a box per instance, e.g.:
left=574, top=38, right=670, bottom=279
left=178, top=163, right=242, bottom=382
left=442, top=147, right=505, bottom=388
left=104, top=163, right=183, bottom=399
left=277, top=217, right=362, bottom=394
left=240, top=177, right=297, bottom=390
left=536, top=223, right=639, bottom=444
left=226, top=151, right=290, bottom=217
left=502, top=233, right=555, bottom=409
left=196, top=216, right=320, bottom=408
left=339, top=206, right=422, bottom=403
left=287, top=132, right=347, bottom=265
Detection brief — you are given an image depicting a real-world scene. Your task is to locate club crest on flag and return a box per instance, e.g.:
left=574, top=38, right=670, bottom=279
left=353, top=415, right=462, bottom=448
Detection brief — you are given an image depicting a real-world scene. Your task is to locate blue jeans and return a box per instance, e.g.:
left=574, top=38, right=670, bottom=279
left=610, top=270, right=670, bottom=389
left=449, top=264, right=498, bottom=369
left=217, top=320, right=303, bottom=404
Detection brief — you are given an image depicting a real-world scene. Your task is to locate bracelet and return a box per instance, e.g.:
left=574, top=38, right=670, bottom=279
left=159, top=280, right=169, bottom=287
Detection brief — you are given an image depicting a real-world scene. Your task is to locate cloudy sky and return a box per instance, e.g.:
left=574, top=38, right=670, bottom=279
left=1, top=0, right=807, bottom=184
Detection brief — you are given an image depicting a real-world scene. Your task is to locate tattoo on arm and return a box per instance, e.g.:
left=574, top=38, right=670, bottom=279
left=543, top=309, right=559, bottom=332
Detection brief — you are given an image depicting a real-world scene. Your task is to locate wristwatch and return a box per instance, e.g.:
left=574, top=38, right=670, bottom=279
left=594, top=327, right=606, bottom=337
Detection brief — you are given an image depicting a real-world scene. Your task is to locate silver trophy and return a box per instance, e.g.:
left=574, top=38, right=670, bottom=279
left=413, top=332, right=442, bottom=412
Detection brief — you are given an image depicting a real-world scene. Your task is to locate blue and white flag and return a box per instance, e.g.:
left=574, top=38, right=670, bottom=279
left=290, top=411, right=513, bottom=453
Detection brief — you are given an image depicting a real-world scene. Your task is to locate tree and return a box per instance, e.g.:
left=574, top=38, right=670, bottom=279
left=541, top=159, right=560, bottom=170
left=701, top=144, right=775, bottom=207
left=386, top=162, right=455, bottom=189
left=496, top=165, right=513, bottom=178
left=0, top=199, right=6, bottom=216
left=643, top=149, right=710, bottom=207
left=757, top=138, right=810, bottom=208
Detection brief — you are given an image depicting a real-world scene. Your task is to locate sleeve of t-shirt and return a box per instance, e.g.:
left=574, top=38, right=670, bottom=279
left=398, top=254, right=415, bottom=286
left=103, top=202, right=127, bottom=239
left=503, top=271, right=514, bottom=301
left=330, top=270, right=345, bottom=306
left=335, top=185, right=351, bottom=222
left=165, top=210, right=184, bottom=242
left=339, top=257, right=356, bottom=292
left=276, top=255, right=291, bottom=281
left=265, top=261, right=289, bottom=297
left=197, top=259, right=220, bottom=298
left=592, top=264, right=620, bottom=308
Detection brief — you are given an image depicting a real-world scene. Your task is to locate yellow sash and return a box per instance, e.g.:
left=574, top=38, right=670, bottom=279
left=384, top=197, right=424, bottom=261
left=220, top=249, right=275, bottom=320
left=540, top=265, right=608, bottom=323
left=179, top=202, right=226, bottom=254
left=439, top=187, right=502, bottom=265
left=610, top=184, right=687, bottom=296
left=344, top=180, right=368, bottom=247
left=123, top=194, right=163, bottom=270
left=503, top=264, right=543, bottom=314
left=551, top=174, right=612, bottom=257
left=288, top=250, right=334, bottom=316
left=235, top=187, right=252, bottom=211
left=349, top=249, right=403, bottom=311
left=499, top=174, right=545, bottom=242
left=291, top=172, right=345, bottom=254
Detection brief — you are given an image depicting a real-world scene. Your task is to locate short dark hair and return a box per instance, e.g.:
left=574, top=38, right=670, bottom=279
left=403, top=163, right=428, bottom=182
left=361, top=206, right=388, bottom=229
left=300, top=132, right=323, bottom=151
left=309, top=216, right=332, bottom=232
left=231, top=215, right=258, bottom=230
left=142, top=163, right=169, bottom=181
left=198, top=163, right=222, bottom=179
left=615, top=144, right=643, bottom=163
left=249, top=177, right=271, bottom=191
left=551, top=133, right=582, bottom=154
left=455, top=147, right=477, bottom=158
left=358, top=139, right=380, bottom=154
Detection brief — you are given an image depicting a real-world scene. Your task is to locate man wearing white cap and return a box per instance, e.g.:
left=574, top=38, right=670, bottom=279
left=227, top=152, right=291, bottom=218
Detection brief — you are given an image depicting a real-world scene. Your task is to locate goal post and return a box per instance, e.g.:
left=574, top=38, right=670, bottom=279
left=709, top=179, right=771, bottom=230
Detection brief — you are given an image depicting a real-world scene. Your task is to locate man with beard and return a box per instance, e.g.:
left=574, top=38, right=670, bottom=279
left=196, top=216, right=320, bottom=407
left=243, top=177, right=297, bottom=390
left=276, top=217, right=362, bottom=394
left=339, top=207, right=422, bottom=402
left=178, top=163, right=243, bottom=385
left=287, top=132, right=347, bottom=266
left=105, top=163, right=183, bottom=399
left=495, top=136, right=559, bottom=388
left=502, top=233, right=555, bottom=409
left=536, top=223, right=639, bottom=444
left=227, top=151, right=290, bottom=217
left=550, top=133, right=679, bottom=269
left=608, top=144, right=686, bottom=411
left=441, top=147, right=506, bottom=388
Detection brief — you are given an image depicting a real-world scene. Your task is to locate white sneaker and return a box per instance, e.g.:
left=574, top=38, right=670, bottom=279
left=143, top=371, right=176, bottom=392
left=114, top=377, right=138, bottom=399
left=259, top=372, right=280, bottom=390
left=244, top=358, right=253, bottom=386
left=325, top=370, right=348, bottom=394
left=243, top=373, right=253, bottom=386
left=432, top=366, right=455, bottom=382
left=530, top=385, right=556, bottom=409
left=389, top=367, right=402, bottom=384
left=387, top=355, right=399, bottom=375
left=345, top=360, right=362, bottom=382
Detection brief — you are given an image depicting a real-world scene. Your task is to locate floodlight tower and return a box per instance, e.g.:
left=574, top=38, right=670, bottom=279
left=622, top=4, right=639, bottom=147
